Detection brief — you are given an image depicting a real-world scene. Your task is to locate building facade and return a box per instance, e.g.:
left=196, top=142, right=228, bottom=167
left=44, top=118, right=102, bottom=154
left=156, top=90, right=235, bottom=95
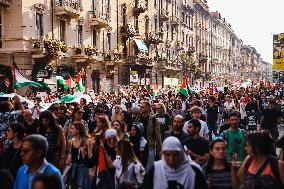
left=0, top=0, right=272, bottom=94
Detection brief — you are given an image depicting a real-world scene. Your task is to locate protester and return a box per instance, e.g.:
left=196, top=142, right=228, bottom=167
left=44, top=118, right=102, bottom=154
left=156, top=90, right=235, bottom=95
left=260, top=99, right=282, bottom=140
left=120, top=110, right=132, bottom=132
left=164, top=115, right=189, bottom=142
left=111, top=120, right=128, bottom=141
left=0, top=155, right=13, bottom=189
left=238, top=131, right=284, bottom=189
left=129, top=122, right=147, bottom=161
left=111, top=105, right=122, bottom=122
left=155, top=102, right=172, bottom=140
left=38, top=111, right=66, bottom=169
left=143, top=136, right=208, bottom=189
left=136, top=101, right=162, bottom=171
left=23, top=110, right=39, bottom=135
left=66, top=121, right=90, bottom=189
left=32, top=174, right=62, bottom=189
left=57, top=106, right=69, bottom=128
left=80, top=98, right=91, bottom=122
left=13, top=134, right=63, bottom=189
left=107, top=139, right=145, bottom=188
left=183, top=119, right=210, bottom=165
left=171, top=100, right=185, bottom=117
left=3, top=123, right=24, bottom=178
left=220, top=111, right=247, bottom=162
left=203, top=137, right=238, bottom=189
left=206, top=96, right=220, bottom=140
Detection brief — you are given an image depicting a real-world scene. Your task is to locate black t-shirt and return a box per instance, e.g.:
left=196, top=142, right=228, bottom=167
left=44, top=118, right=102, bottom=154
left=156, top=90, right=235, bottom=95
left=262, top=108, right=282, bottom=129
left=3, top=145, right=23, bottom=178
left=206, top=104, right=219, bottom=123
left=23, top=118, right=40, bottom=135
left=156, top=113, right=171, bottom=139
left=137, top=116, right=149, bottom=139
left=182, top=137, right=209, bottom=160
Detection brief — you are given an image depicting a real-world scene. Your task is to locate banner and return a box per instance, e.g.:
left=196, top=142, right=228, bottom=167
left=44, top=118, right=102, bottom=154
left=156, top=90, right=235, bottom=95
left=273, top=33, right=284, bottom=69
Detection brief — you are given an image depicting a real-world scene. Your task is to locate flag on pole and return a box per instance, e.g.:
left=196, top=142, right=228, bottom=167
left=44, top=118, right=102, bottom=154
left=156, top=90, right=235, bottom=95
left=56, top=76, right=69, bottom=89
left=12, top=62, right=42, bottom=89
left=75, top=73, right=84, bottom=92
left=176, top=79, right=196, bottom=98
left=151, top=84, right=159, bottom=98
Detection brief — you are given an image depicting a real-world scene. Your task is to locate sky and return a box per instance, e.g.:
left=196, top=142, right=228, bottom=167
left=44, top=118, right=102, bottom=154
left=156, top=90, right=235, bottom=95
left=207, top=0, right=284, bottom=63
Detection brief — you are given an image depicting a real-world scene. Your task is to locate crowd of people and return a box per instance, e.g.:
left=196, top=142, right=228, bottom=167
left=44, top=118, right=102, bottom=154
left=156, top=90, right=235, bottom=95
left=0, top=85, right=284, bottom=189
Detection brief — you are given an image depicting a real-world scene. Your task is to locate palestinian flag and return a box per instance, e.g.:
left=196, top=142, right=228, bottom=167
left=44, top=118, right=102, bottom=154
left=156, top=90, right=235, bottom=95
left=176, top=79, right=196, bottom=98
left=56, top=76, right=69, bottom=89
left=96, top=145, right=114, bottom=188
left=151, top=84, right=159, bottom=98
left=75, top=73, right=84, bottom=92
left=13, top=63, right=42, bottom=88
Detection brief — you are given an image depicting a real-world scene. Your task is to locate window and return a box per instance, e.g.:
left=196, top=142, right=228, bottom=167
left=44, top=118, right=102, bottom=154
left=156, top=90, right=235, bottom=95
left=145, top=0, right=148, bottom=9
left=154, top=0, right=157, bottom=8
left=167, top=50, right=170, bottom=60
left=77, top=24, right=83, bottom=45
left=171, top=26, right=174, bottom=41
left=145, top=17, right=149, bottom=34
left=182, top=32, right=184, bottom=42
left=154, top=17, right=158, bottom=31
left=59, top=20, right=66, bottom=43
left=134, top=16, right=139, bottom=33
left=107, top=33, right=111, bottom=51
left=36, top=12, right=44, bottom=38
left=122, top=4, right=127, bottom=25
left=93, top=29, right=97, bottom=47
left=0, top=12, right=2, bottom=48
left=166, top=24, right=169, bottom=39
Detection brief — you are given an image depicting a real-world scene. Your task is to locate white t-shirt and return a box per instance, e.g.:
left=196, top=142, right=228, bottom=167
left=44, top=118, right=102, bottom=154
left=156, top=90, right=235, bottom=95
left=183, top=120, right=209, bottom=138
left=224, top=101, right=235, bottom=112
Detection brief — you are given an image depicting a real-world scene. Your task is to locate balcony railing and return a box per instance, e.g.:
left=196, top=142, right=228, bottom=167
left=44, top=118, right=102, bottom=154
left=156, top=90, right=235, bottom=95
left=176, top=41, right=184, bottom=51
left=89, top=11, right=110, bottom=29
left=170, top=16, right=179, bottom=26
left=55, top=0, right=82, bottom=19
left=146, top=32, right=163, bottom=45
left=133, top=1, right=147, bottom=15
left=160, top=9, right=169, bottom=21
left=0, top=0, right=12, bottom=7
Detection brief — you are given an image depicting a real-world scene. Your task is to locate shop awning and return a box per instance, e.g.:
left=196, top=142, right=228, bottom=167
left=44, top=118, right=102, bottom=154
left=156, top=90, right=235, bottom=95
left=134, top=39, right=148, bottom=53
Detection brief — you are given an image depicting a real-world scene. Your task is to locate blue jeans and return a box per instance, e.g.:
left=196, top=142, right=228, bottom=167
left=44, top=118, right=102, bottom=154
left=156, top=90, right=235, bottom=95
left=207, top=122, right=218, bottom=140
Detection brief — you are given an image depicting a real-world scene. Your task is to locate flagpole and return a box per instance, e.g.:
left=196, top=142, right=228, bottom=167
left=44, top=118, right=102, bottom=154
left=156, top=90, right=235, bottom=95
left=12, top=54, right=17, bottom=94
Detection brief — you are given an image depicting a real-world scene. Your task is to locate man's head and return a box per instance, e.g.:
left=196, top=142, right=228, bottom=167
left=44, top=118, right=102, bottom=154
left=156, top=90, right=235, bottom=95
left=80, top=98, right=87, bottom=106
left=155, top=103, right=166, bottom=115
left=58, top=105, right=67, bottom=119
left=190, top=106, right=202, bottom=120
left=226, top=95, right=232, bottom=102
left=208, top=96, right=216, bottom=103
left=21, top=134, right=48, bottom=165
left=172, top=115, right=184, bottom=132
left=23, top=109, right=33, bottom=121
left=140, top=101, right=151, bottom=114
left=228, top=111, right=241, bottom=129
left=268, top=99, right=277, bottom=109
left=187, top=119, right=201, bottom=136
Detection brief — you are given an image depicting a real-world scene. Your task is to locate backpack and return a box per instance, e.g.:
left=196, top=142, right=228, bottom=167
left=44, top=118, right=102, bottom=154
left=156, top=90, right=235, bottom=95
left=244, top=155, right=283, bottom=188
left=222, top=128, right=247, bottom=143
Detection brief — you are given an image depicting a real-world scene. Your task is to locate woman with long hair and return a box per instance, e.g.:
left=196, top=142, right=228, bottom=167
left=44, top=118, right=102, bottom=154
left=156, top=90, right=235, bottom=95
left=106, top=140, right=145, bottom=188
left=238, top=131, right=284, bottom=189
left=66, top=121, right=90, bottom=189
left=111, top=105, right=122, bottom=122
left=4, top=123, right=25, bottom=179
left=38, top=110, right=66, bottom=169
left=203, top=138, right=238, bottom=189
left=171, top=100, right=184, bottom=118
left=111, top=120, right=128, bottom=141
left=64, top=106, right=88, bottom=140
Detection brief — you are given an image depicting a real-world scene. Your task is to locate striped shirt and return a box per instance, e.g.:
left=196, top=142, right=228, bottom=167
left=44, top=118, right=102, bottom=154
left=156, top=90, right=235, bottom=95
left=206, top=168, right=233, bottom=189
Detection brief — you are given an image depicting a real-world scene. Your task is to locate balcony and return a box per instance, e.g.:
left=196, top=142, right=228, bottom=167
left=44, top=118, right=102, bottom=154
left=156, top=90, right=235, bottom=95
left=0, top=0, right=12, bottom=7
left=121, top=24, right=138, bottom=38
left=146, top=32, right=163, bottom=45
left=165, top=40, right=171, bottom=48
left=176, top=41, right=184, bottom=51
left=89, top=11, right=110, bottom=29
left=55, top=0, right=82, bottom=19
left=160, top=9, right=169, bottom=21
left=133, top=1, right=147, bottom=15
left=170, top=16, right=179, bottom=26
left=30, top=38, right=44, bottom=56
left=181, top=2, right=194, bottom=13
